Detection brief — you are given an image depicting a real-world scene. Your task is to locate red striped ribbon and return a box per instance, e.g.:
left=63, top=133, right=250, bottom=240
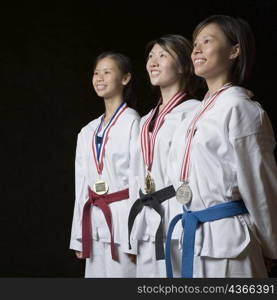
left=180, top=84, right=232, bottom=181
left=92, top=103, right=128, bottom=175
left=141, top=91, right=187, bottom=171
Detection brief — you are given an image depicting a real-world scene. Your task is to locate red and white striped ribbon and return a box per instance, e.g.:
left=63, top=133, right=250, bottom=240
left=141, top=91, right=187, bottom=171
left=92, top=102, right=128, bottom=175
left=180, top=84, right=232, bottom=181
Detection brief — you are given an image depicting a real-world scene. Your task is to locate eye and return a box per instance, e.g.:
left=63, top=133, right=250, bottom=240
left=93, top=71, right=98, bottom=75
left=204, top=38, right=210, bottom=44
left=104, top=71, right=110, bottom=74
left=160, top=53, right=166, bottom=58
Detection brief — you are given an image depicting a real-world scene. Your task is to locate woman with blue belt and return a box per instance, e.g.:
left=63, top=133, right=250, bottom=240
left=166, top=15, right=277, bottom=278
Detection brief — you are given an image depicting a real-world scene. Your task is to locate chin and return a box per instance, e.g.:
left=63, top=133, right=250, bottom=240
left=194, top=69, right=206, bottom=78
left=150, top=80, right=160, bottom=86
left=95, top=92, right=104, bottom=97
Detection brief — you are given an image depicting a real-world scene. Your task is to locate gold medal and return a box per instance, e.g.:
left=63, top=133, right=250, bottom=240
left=176, top=182, right=192, bottom=204
left=144, top=172, right=155, bottom=194
left=93, top=179, right=109, bottom=195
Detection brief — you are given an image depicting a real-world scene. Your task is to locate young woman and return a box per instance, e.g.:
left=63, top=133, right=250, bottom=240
left=165, top=15, right=277, bottom=278
left=70, top=52, right=140, bottom=277
left=128, top=34, right=201, bottom=277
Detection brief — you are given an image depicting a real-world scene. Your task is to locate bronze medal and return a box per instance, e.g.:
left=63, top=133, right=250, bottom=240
left=144, top=172, right=155, bottom=194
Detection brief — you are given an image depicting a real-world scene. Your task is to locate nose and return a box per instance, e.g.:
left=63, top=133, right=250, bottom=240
left=96, top=74, right=104, bottom=82
left=192, top=43, right=202, bottom=55
left=148, top=56, right=159, bottom=67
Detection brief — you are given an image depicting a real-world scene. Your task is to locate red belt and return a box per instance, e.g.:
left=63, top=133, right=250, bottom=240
left=82, top=186, right=129, bottom=261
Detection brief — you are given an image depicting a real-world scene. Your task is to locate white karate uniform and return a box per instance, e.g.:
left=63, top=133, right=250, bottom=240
left=167, top=86, right=277, bottom=277
left=129, top=99, right=200, bottom=277
left=70, top=107, right=140, bottom=278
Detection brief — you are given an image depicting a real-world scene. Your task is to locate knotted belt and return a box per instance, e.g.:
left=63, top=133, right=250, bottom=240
left=128, top=185, right=176, bottom=260
left=165, top=199, right=248, bottom=277
left=82, top=187, right=129, bottom=261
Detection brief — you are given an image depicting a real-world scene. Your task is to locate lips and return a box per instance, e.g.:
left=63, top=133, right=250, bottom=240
left=96, top=84, right=107, bottom=91
left=193, top=58, right=206, bottom=65
left=150, top=69, right=161, bottom=77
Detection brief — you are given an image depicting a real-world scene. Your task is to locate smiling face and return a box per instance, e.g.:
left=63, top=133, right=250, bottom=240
left=146, top=43, right=182, bottom=89
left=92, top=56, right=129, bottom=99
left=191, top=23, right=239, bottom=84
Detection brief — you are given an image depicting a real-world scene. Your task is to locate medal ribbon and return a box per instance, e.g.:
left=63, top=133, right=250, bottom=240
left=141, top=91, right=187, bottom=171
left=92, top=102, right=128, bottom=175
left=180, top=84, right=232, bottom=182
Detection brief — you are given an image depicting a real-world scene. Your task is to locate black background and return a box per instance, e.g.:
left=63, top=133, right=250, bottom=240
left=1, top=0, right=276, bottom=277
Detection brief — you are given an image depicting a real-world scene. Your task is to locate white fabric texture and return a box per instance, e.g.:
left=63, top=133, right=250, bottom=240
left=84, top=240, right=136, bottom=278
left=129, top=100, right=200, bottom=243
left=129, top=99, right=200, bottom=277
left=136, top=240, right=182, bottom=278
left=70, top=107, right=140, bottom=274
left=167, top=86, right=277, bottom=277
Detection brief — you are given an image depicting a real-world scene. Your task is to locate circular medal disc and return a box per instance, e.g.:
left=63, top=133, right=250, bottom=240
left=176, top=183, right=192, bottom=204
left=93, top=180, right=109, bottom=195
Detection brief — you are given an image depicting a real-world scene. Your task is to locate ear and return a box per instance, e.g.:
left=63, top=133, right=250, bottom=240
left=229, top=44, right=240, bottom=60
left=122, top=72, right=131, bottom=86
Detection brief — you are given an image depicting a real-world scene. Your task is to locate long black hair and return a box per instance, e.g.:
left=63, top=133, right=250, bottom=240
left=93, top=51, right=138, bottom=109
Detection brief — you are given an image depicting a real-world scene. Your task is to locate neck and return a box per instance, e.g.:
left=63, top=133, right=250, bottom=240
left=160, top=82, right=182, bottom=108
left=103, top=96, right=123, bottom=122
left=206, top=75, right=231, bottom=96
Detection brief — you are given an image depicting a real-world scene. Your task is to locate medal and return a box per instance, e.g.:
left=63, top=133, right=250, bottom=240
left=141, top=91, right=187, bottom=172
left=176, top=182, right=192, bottom=204
left=93, top=179, right=109, bottom=195
left=178, top=84, right=232, bottom=204
left=145, top=172, right=155, bottom=194
left=91, top=102, right=128, bottom=194
left=141, top=91, right=187, bottom=195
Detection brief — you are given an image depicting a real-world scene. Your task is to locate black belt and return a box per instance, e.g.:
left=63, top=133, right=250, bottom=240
left=128, top=185, right=176, bottom=260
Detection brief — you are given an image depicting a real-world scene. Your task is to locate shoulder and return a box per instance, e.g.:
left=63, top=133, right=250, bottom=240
left=170, top=99, right=201, bottom=123
left=79, top=116, right=102, bottom=136
left=174, top=98, right=201, bottom=114
left=172, top=98, right=200, bottom=112
left=118, top=107, right=140, bottom=131
left=219, top=86, right=262, bottom=112
left=123, top=107, right=141, bottom=121
left=217, top=86, right=265, bottom=124
left=220, top=87, right=268, bottom=137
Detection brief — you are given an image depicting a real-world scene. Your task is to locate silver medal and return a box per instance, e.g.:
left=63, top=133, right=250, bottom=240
left=176, top=182, right=192, bottom=204
left=93, top=179, right=109, bottom=195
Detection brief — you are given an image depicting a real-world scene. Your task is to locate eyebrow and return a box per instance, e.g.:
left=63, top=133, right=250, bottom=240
left=149, top=50, right=167, bottom=55
left=194, top=34, right=215, bottom=42
left=199, top=34, right=215, bottom=39
left=94, top=67, right=113, bottom=71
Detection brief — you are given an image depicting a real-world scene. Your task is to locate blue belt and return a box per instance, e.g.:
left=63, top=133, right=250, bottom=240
left=165, top=200, right=248, bottom=278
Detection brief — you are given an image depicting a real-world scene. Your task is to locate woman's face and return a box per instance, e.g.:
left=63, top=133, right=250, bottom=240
left=146, top=43, right=182, bottom=88
left=191, top=23, right=239, bottom=82
left=92, top=57, right=127, bottom=99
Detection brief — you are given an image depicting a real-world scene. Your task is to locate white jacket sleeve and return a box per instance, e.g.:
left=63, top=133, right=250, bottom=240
left=121, top=118, right=140, bottom=254
left=230, top=106, right=277, bottom=259
left=69, top=131, right=88, bottom=251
